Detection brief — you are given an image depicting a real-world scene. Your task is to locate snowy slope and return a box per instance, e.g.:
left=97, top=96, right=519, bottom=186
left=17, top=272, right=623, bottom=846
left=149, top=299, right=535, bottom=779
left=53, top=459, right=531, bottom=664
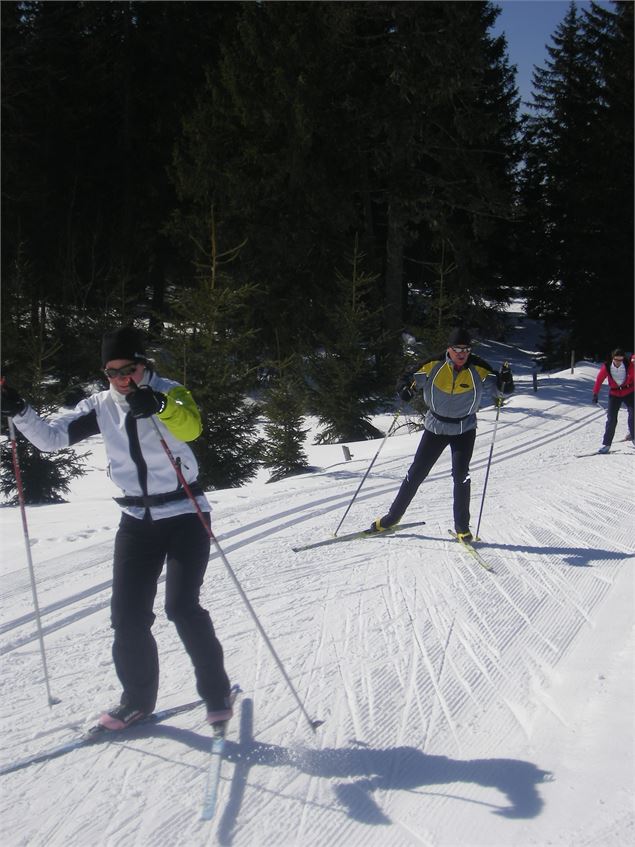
left=1, top=317, right=634, bottom=846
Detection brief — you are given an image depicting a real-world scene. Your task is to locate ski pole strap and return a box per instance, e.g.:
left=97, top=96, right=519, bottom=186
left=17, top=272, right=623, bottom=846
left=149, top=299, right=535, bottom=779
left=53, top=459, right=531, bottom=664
left=113, top=482, right=204, bottom=508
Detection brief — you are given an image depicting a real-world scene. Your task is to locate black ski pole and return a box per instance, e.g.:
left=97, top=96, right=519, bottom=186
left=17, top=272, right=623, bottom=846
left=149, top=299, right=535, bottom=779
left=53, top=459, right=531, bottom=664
left=7, top=415, right=60, bottom=707
left=333, top=407, right=402, bottom=536
left=475, top=402, right=502, bottom=540
left=145, top=410, right=323, bottom=733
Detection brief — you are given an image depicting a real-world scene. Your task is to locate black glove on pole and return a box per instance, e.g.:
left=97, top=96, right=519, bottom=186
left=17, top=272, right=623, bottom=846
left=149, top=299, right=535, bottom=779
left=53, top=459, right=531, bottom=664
left=1, top=383, right=26, bottom=416
left=396, top=374, right=416, bottom=403
left=126, top=383, right=167, bottom=418
left=497, top=362, right=514, bottom=396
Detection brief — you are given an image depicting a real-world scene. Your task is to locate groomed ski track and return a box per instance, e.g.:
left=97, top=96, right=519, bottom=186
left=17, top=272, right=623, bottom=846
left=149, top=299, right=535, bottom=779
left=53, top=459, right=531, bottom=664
left=1, top=360, right=633, bottom=847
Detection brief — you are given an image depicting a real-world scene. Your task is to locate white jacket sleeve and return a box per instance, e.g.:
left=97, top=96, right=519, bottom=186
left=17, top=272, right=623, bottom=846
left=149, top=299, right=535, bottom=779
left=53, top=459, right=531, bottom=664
left=11, top=397, right=100, bottom=452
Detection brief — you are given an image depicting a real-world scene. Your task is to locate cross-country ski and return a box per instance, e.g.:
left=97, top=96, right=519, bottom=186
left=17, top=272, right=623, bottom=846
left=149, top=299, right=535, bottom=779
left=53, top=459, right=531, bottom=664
left=0, top=700, right=203, bottom=776
left=575, top=449, right=632, bottom=457
left=292, top=520, right=427, bottom=552
left=448, top=529, right=495, bottom=572
left=200, top=685, right=241, bottom=821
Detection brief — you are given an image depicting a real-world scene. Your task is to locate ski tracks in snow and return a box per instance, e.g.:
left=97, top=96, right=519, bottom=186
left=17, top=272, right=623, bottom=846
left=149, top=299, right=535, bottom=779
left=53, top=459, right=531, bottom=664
left=1, top=375, right=634, bottom=845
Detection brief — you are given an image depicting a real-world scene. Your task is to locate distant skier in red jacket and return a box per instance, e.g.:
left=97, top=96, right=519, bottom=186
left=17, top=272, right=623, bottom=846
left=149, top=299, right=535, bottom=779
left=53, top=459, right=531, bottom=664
left=592, top=348, right=634, bottom=453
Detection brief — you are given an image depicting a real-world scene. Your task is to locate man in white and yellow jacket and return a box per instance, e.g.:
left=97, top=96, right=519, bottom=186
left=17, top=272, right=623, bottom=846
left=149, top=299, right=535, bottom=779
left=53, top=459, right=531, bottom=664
left=1, top=326, right=232, bottom=730
left=370, top=327, right=512, bottom=542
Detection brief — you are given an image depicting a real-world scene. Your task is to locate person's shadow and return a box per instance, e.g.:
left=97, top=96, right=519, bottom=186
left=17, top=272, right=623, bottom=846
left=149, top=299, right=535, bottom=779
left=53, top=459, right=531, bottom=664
left=155, top=698, right=552, bottom=844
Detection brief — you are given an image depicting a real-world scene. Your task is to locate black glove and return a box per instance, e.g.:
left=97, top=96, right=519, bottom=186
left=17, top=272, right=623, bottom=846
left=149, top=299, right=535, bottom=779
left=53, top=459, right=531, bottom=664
left=592, top=393, right=598, bottom=404
left=497, top=363, right=514, bottom=395
left=1, top=384, right=26, bottom=416
left=396, top=373, right=415, bottom=402
left=126, top=385, right=167, bottom=419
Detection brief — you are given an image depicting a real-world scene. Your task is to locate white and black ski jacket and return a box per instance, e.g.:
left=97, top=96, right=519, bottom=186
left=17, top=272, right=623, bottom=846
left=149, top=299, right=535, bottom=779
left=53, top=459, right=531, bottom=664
left=12, top=370, right=210, bottom=521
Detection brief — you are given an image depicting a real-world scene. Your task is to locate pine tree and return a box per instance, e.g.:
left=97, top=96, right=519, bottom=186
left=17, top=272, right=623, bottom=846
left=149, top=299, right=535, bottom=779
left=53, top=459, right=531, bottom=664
left=0, top=308, right=87, bottom=504
left=580, top=0, right=633, bottom=351
left=308, top=238, right=386, bottom=444
left=261, top=357, right=309, bottom=483
left=353, top=1, right=520, bottom=333
left=1, top=1, right=241, bottom=364
left=520, top=1, right=633, bottom=354
left=0, top=437, right=87, bottom=505
left=161, top=211, right=262, bottom=490
left=169, top=2, right=520, bottom=354
left=169, top=1, right=360, bottom=358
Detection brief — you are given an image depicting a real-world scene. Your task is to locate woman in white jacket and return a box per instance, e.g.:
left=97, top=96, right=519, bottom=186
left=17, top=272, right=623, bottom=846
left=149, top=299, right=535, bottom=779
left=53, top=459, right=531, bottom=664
left=1, top=326, right=232, bottom=730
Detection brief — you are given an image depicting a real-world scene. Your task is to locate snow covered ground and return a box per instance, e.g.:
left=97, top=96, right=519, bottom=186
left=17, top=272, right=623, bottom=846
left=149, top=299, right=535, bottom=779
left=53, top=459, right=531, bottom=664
left=1, top=309, right=634, bottom=847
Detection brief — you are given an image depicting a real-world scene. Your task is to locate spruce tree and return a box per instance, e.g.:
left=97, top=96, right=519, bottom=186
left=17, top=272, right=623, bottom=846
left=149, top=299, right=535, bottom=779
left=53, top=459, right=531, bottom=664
left=161, top=211, right=262, bottom=490
left=308, top=238, right=385, bottom=444
left=352, top=1, right=520, bottom=333
left=1, top=1, right=241, bottom=363
left=580, top=0, right=633, bottom=350
left=261, top=357, right=309, bottom=483
left=169, top=1, right=359, bottom=358
left=169, top=2, right=520, bottom=353
left=520, top=1, right=633, bottom=354
left=0, top=437, right=87, bottom=505
left=0, top=306, right=87, bottom=504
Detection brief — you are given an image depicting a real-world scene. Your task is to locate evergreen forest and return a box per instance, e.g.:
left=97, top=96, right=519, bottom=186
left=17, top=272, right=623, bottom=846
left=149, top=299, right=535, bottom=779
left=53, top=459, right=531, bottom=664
left=1, top=0, right=633, bottom=494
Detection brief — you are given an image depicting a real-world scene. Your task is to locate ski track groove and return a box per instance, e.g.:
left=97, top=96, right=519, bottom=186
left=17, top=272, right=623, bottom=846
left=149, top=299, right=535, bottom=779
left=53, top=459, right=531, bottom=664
left=400, top=586, right=462, bottom=756
left=331, top=634, right=364, bottom=742
left=379, top=588, right=408, bottom=689
left=400, top=647, right=426, bottom=747
left=449, top=620, right=535, bottom=738
left=518, top=554, right=595, bottom=625
left=416, top=587, right=481, bottom=714
left=479, top=564, right=560, bottom=655
left=379, top=573, right=430, bottom=755
left=446, top=563, right=501, bottom=649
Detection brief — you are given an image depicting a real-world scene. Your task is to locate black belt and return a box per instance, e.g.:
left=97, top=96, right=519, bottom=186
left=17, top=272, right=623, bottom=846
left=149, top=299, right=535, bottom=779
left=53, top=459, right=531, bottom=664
left=114, top=482, right=204, bottom=508
left=430, top=412, right=470, bottom=423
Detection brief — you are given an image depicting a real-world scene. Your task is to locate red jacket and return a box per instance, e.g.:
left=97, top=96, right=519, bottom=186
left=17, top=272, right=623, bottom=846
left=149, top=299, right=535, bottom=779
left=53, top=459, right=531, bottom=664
left=593, top=354, right=634, bottom=398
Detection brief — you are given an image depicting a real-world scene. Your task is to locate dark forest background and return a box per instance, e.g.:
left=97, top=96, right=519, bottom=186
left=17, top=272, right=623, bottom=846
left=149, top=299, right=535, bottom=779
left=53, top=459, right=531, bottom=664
left=1, top=0, right=633, bottom=492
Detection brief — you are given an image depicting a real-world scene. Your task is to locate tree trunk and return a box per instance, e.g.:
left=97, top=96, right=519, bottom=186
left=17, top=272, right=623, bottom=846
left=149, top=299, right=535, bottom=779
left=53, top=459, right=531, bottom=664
left=384, top=199, right=406, bottom=335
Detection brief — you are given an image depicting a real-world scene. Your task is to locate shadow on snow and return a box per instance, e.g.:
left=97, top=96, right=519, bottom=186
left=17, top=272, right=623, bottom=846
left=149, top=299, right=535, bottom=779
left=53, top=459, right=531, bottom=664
left=152, top=698, right=551, bottom=843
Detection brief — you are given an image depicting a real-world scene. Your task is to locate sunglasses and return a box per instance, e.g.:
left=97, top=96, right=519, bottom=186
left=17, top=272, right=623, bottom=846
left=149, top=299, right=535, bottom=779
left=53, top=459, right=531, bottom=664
left=450, top=346, right=471, bottom=354
left=103, top=363, right=140, bottom=379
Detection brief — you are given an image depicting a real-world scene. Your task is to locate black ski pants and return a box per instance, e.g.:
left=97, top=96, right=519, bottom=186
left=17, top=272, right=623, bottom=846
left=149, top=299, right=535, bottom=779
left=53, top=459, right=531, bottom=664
left=384, top=428, right=477, bottom=533
left=110, top=511, right=229, bottom=713
left=602, top=393, right=634, bottom=446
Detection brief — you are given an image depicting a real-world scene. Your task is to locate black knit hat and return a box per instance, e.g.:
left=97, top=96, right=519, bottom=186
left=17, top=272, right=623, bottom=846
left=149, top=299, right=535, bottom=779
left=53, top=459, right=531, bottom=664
left=101, top=327, right=147, bottom=367
left=447, top=327, right=472, bottom=347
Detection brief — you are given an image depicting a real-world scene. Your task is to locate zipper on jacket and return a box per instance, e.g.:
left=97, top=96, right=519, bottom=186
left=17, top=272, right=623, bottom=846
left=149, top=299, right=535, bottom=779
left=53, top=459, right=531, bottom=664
left=125, top=413, right=151, bottom=520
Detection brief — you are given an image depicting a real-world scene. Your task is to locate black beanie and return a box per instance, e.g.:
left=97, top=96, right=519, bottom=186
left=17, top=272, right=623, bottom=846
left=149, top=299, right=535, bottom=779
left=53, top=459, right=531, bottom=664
left=101, top=327, right=147, bottom=366
left=447, top=327, right=472, bottom=347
